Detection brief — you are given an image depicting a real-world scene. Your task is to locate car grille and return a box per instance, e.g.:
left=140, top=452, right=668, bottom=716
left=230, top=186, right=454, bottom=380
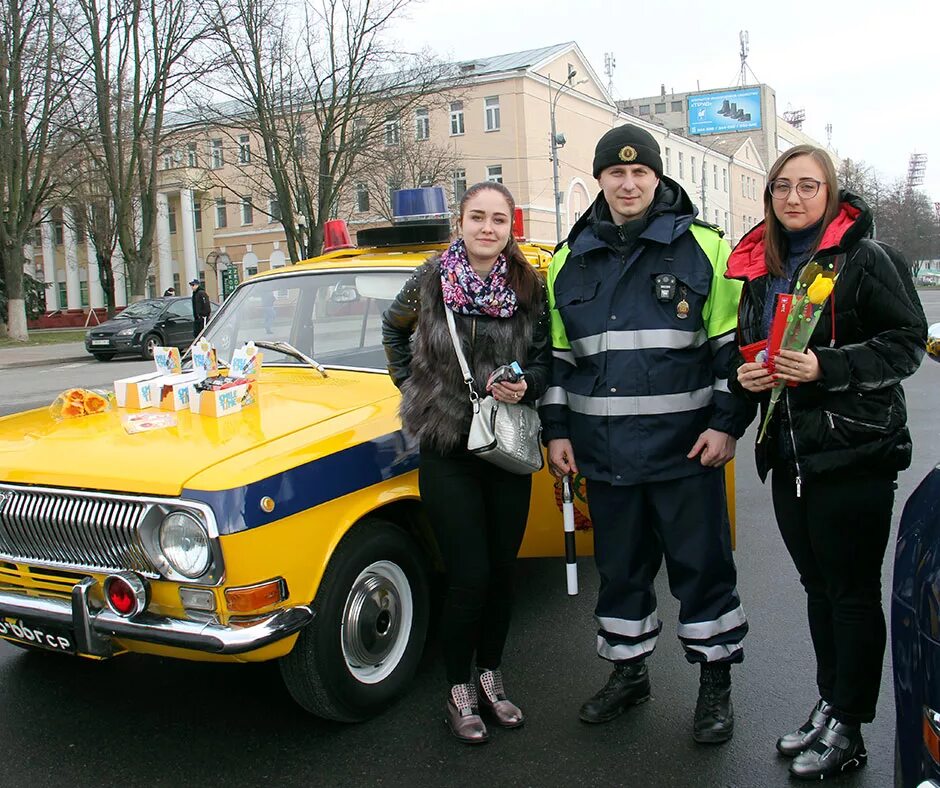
left=0, top=560, right=87, bottom=599
left=0, top=489, right=160, bottom=578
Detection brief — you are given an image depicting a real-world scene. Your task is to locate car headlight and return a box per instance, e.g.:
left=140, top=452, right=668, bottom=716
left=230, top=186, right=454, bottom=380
left=117, top=327, right=136, bottom=336
left=159, top=511, right=210, bottom=578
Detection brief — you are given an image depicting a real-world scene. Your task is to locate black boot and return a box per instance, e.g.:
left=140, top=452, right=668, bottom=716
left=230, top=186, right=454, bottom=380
left=776, top=699, right=833, bottom=757
left=579, top=661, right=651, bottom=724
left=789, top=716, right=867, bottom=780
left=693, top=663, right=734, bottom=744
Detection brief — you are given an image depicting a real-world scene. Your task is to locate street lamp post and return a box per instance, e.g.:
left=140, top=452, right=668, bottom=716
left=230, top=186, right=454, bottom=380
left=700, top=136, right=724, bottom=224
left=550, top=66, right=578, bottom=244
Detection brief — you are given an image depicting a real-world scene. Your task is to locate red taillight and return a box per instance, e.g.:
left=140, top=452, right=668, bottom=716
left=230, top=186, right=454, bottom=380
left=512, top=207, right=526, bottom=241
left=322, top=219, right=354, bottom=253
left=103, top=572, right=148, bottom=618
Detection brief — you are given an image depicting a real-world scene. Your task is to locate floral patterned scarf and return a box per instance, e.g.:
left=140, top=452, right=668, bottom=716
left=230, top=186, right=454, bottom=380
left=439, top=239, right=517, bottom=318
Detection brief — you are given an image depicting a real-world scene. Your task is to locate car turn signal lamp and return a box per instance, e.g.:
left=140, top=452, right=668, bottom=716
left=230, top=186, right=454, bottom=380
left=224, top=578, right=287, bottom=613
left=924, top=707, right=940, bottom=765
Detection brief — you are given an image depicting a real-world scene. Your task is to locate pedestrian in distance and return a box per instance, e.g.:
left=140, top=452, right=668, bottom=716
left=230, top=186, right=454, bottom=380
left=540, top=124, right=752, bottom=744
left=163, top=287, right=175, bottom=297
left=730, top=144, right=927, bottom=780
left=382, top=181, right=551, bottom=745
left=190, top=278, right=211, bottom=338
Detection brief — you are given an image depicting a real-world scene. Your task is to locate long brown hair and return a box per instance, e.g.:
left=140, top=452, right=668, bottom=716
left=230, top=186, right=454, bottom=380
left=762, top=145, right=841, bottom=277
left=458, top=181, right=541, bottom=310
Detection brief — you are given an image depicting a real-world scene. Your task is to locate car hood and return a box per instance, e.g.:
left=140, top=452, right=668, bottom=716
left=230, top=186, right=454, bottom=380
left=89, top=316, right=154, bottom=335
left=0, top=369, right=401, bottom=496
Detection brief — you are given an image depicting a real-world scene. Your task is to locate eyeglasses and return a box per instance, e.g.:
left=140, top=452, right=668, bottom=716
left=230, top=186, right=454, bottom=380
left=769, top=178, right=824, bottom=200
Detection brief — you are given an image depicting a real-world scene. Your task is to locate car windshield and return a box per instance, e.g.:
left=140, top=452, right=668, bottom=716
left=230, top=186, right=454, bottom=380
left=203, top=270, right=411, bottom=371
left=116, top=301, right=165, bottom=319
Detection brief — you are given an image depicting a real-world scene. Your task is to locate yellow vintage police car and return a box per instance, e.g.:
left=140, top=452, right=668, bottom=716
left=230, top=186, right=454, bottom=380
left=0, top=195, right=734, bottom=722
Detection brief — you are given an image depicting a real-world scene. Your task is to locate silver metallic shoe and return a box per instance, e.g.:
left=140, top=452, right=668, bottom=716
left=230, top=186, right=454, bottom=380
left=477, top=668, right=524, bottom=728
left=445, top=683, right=489, bottom=744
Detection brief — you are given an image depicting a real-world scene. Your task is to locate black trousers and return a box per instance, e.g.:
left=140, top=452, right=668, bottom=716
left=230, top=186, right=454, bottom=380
left=771, top=465, right=895, bottom=724
left=587, top=470, right=747, bottom=665
left=419, top=443, right=531, bottom=685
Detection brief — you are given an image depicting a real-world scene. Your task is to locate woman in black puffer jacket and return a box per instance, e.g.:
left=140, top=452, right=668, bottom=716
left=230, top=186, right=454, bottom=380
left=729, top=145, right=926, bottom=780
left=382, top=181, right=550, bottom=745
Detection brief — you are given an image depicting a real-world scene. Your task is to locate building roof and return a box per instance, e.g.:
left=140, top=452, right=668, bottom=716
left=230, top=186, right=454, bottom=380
left=456, top=42, right=576, bottom=77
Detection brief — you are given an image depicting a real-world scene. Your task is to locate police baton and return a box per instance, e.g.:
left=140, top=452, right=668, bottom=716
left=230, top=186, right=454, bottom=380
left=561, top=474, right=578, bottom=595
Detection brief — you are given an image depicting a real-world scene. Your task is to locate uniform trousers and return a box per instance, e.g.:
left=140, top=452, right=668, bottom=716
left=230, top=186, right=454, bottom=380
left=419, top=443, right=531, bottom=685
left=587, top=468, right=747, bottom=665
left=771, top=465, right=894, bottom=724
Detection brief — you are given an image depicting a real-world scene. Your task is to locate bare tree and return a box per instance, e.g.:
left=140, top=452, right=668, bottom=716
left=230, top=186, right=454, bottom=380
left=202, top=0, right=461, bottom=262
left=0, top=0, right=74, bottom=340
left=65, top=0, right=209, bottom=302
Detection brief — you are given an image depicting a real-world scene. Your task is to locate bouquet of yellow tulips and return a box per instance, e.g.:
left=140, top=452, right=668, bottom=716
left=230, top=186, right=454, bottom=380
left=757, top=260, right=838, bottom=443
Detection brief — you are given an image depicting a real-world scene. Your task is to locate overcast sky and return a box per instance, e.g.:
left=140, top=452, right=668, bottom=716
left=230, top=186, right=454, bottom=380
left=388, top=0, right=938, bottom=203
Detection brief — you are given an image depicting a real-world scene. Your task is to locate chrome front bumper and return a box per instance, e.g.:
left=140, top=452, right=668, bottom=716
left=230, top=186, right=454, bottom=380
left=0, top=578, right=314, bottom=657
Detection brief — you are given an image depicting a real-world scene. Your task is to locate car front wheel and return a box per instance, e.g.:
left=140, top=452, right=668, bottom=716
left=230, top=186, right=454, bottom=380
left=92, top=352, right=114, bottom=362
left=279, top=518, right=430, bottom=722
left=140, top=333, right=160, bottom=360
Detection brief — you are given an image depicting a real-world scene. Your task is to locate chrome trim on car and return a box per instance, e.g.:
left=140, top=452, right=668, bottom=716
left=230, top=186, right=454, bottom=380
left=0, top=582, right=313, bottom=656
left=0, top=483, right=225, bottom=585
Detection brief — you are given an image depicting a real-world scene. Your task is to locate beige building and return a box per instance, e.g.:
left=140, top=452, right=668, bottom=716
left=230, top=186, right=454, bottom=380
left=28, top=42, right=771, bottom=313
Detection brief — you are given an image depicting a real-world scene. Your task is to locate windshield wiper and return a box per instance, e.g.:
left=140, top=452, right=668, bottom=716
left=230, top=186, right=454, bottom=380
left=253, top=340, right=329, bottom=378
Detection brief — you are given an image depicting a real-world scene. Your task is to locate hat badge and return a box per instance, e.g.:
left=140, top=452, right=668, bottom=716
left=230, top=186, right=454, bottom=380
left=618, top=145, right=637, bottom=162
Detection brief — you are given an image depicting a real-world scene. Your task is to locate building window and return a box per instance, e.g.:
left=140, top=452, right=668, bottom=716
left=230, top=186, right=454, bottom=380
left=713, top=164, right=718, bottom=189
left=450, top=101, right=465, bottom=135
left=486, top=165, right=502, bottom=184
left=741, top=174, right=746, bottom=196
left=724, top=211, right=730, bottom=235
left=79, top=280, right=89, bottom=308
left=187, top=142, right=198, bottom=167
left=355, top=183, right=370, bottom=213
left=210, top=139, right=224, bottom=169
left=241, top=195, right=253, bottom=225
left=167, top=205, right=177, bottom=234
left=678, top=151, right=684, bottom=180
left=664, top=147, right=671, bottom=175
left=671, top=100, right=682, bottom=112
left=452, top=169, right=467, bottom=202
left=57, top=282, right=66, bottom=307
left=384, top=115, right=400, bottom=146
left=268, top=195, right=281, bottom=222
left=238, top=134, right=251, bottom=164
left=162, top=149, right=173, bottom=170
left=193, top=201, right=202, bottom=232
left=173, top=273, right=180, bottom=293
left=691, top=156, right=697, bottom=183
left=353, top=118, right=367, bottom=144
left=415, top=107, right=429, bottom=141
left=294, top=125, right=307, bottom=158
left=714, top=208, right=720, bottom=224
left=484, top=96, right=500, bottom=132
left=638, top=104, right=650, bottom=115
left=215, top=198, right=227, bottom=229
left=722, top=168, right=728, bottom=192
left=654, top=102, right=666, bottom=113
left=386, top=177, right=401, bottom=206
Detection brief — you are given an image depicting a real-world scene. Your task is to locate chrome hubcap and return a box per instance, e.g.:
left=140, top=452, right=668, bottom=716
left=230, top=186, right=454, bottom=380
left=341, top=560, right=412, bottom=684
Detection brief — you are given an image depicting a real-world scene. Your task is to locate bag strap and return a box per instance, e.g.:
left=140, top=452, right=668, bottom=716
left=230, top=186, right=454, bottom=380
left=443, top=305, right=480, bottom=405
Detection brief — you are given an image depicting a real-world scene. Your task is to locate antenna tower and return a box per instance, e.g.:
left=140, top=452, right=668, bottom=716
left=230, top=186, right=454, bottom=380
left=907, top=153, right=927, bottom=189
left=782, top=108, right=805, bottom=129
left=739, top=31, right=749, bottom=86
left=604, top=52, right=616, bottom=96
left=825, top=123, right=833, bottom=148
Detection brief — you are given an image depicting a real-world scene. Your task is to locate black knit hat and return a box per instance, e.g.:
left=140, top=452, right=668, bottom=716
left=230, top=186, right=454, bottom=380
left=593, top=124, right=663, bottom=178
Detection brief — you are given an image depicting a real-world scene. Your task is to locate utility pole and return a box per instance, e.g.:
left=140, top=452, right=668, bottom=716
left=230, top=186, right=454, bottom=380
left=604, top=52, right=616, bottom=96
left=550, top=66, right=578, bottom=244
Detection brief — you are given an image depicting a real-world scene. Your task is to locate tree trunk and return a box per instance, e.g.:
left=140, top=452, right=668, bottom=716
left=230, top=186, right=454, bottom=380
left=2, top=246, right=28, bottom=341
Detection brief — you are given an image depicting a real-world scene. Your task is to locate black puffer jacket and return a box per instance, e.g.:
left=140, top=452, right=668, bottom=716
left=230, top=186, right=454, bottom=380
left=726, top=190, right=927, bottom=483
left=382, top=257, right=551, bottom=451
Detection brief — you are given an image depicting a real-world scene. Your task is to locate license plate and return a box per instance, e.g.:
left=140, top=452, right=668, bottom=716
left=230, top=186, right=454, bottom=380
left=91, top=339, right=111, bottom=346
left=0, top=617, right=75, bottom=653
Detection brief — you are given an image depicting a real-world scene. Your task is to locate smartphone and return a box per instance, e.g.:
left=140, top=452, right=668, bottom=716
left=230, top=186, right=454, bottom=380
left=487, top=361, right=523, bottom=388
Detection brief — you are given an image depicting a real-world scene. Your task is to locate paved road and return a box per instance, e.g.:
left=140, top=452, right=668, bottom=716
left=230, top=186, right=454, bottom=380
left=0, top=291, right=937, bottom=786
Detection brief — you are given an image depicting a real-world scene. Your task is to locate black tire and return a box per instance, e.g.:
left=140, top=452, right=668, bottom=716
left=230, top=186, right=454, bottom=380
left=92, top=352, right=114, bottom=362
left=279, top=518, right=430, bottom=722
left=140, top=333, right=160, bottom=360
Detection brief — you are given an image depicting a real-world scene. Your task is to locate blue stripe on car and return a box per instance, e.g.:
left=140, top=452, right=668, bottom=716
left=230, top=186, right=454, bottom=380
left=182, top=431, right=420, bottom=535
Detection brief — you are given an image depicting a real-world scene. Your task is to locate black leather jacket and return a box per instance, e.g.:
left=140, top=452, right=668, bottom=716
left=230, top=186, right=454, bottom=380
left=727, top=191, right=927, bottom=483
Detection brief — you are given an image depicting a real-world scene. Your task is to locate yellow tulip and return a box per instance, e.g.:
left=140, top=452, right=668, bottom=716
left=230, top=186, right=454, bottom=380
left=806, top=274, right=835, bottom=305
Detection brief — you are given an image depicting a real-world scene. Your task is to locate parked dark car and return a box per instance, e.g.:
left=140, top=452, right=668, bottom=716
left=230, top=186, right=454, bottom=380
left=84, top=296, right=218, bottom=361
left=892, top=322, right=940, bottom=788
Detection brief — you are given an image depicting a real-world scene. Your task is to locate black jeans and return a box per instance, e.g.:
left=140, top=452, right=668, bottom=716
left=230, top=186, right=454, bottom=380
left=771, top=465, right=895, bottom=724
left=419, top=442, right=531, bottom=685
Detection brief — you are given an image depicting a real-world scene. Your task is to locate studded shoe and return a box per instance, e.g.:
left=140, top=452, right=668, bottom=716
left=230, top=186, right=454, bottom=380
left=476, top=668, right=524, bottom=728
left=789, top=717, right=867, bottom=780
left=776, top=699, right=833, bottom=757
left=445, top=682, right=489, bottom=745
left=692, top=664, right=734, bottom=744
left=579, top=661, right=651, bottom=724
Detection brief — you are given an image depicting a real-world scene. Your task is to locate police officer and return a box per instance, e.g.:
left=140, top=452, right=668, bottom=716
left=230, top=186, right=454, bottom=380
left=540, top=124, right=753, bottom=744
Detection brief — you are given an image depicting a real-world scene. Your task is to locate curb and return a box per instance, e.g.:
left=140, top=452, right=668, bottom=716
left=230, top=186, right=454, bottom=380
left=0, top=355, right=90, bottom=371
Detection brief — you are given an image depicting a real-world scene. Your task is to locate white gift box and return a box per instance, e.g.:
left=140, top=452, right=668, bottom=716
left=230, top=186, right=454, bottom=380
left=159, top=371, right=206, bottom=411
left=187, top=382, right=249, bottom=418
left=113, top=372, right=164, bottom=409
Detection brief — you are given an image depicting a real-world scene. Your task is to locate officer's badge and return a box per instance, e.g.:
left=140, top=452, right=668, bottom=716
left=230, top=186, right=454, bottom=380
left=618, top=145, right=637, bottom=162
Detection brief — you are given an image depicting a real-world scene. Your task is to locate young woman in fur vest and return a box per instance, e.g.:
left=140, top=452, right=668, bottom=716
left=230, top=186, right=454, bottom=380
left=382, top=182, right=551, bottom=744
